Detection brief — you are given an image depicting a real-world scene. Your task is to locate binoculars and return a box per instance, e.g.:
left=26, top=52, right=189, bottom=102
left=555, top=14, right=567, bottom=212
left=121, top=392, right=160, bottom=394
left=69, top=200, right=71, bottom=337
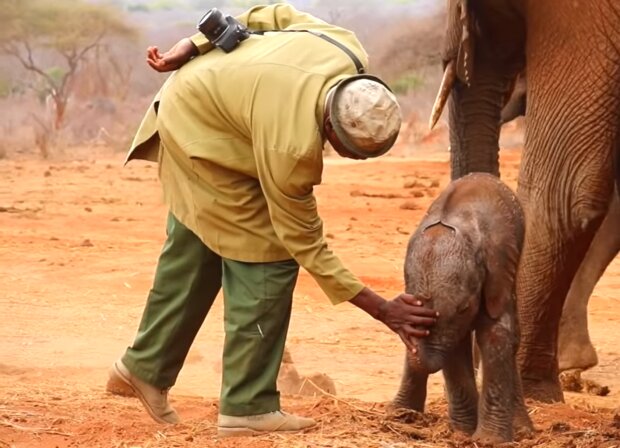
left=197, top=8, right=251, bottom=53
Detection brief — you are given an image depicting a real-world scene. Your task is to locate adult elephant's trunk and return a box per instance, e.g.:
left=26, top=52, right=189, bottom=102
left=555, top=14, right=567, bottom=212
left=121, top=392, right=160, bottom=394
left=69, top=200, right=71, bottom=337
left=437, top=0, right=525, bottom=180
left=447, top=65, right=515, bottom=180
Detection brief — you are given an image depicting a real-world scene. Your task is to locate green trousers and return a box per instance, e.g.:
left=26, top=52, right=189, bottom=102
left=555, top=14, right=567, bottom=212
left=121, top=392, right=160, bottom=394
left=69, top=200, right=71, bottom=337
left=122, top=213, right=299, bottom=416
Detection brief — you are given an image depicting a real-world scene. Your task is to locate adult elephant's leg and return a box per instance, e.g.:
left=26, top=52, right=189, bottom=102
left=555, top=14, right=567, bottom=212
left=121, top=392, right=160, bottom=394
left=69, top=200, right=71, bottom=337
left=516, top=192, right=607, bottom=401
left=516, top=0, right=619, bottom=402
left=558, top=194, right=620, bottom=371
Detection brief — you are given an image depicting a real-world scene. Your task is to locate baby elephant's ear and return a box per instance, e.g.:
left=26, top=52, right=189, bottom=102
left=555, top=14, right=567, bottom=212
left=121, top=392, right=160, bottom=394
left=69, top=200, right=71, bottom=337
left=483, top=248, right=519, bottom=319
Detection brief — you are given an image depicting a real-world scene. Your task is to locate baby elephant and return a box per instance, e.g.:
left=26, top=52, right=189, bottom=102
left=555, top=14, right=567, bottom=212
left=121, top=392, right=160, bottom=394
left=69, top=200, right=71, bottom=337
left=392, top=173, right=533, bottom=443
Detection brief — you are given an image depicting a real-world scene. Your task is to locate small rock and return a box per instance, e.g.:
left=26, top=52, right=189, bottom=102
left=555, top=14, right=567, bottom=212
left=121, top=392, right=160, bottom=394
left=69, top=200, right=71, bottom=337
left=44, top=171, right=51, bottom=177
left=550, top=422, right=571, bottom=433
left=583, top=379, right=610, bottom=396
left=84, top=207, right=92, bottom=212
left=81, top=239, right=94, bottom=247
left=400, top=201, right=420, bottom=211
left=404, top=180, right=423, bottom=189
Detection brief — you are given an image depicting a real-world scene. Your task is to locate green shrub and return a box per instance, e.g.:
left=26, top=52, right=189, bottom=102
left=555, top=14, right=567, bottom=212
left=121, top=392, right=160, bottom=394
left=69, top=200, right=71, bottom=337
left=390, top=72, right=424, bottom=95
left=127, top=3, right=151, bottom=12
left=0, top=77, right=12, bottom=98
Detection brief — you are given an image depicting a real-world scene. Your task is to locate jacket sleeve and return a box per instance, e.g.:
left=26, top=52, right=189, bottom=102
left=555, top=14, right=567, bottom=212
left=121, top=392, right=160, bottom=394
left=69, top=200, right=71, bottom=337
left=190, top=3, right=325, bottom=55
left=254, top=148, right=365, bottom=305
left=251, top=70, right=364, bottom=305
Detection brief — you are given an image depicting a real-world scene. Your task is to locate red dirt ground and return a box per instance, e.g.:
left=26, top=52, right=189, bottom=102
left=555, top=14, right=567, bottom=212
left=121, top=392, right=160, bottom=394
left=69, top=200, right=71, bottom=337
left=0, top=145, right=618, bottom=447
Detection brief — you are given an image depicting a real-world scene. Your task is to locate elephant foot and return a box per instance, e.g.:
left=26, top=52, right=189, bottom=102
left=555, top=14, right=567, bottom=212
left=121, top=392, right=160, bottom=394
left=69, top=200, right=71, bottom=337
left=389, top=398, right=424, bottom=413
left=449, top=416, right=477, bottom=436
left=522, top=377, right=564, bottom=403
left=472, top=427, right=512, bottom=444
left=558, top=337, right=598, bottom=372
left=513, top=410, right=534, bottom=439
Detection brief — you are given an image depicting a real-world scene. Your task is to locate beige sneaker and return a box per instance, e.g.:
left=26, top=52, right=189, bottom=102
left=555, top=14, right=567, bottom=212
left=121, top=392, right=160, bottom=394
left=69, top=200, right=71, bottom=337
left=106, top=360, right=180, bottom=424
left=217, top=410, right=317, bottom=437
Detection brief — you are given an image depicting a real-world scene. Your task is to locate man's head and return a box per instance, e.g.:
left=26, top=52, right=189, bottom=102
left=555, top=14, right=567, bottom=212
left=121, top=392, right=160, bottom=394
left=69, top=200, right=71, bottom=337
left=324, top=75, right=402, bottom=160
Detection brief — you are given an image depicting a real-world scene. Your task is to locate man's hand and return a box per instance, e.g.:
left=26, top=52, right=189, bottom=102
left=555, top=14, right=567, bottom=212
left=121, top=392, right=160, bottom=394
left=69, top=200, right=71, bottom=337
left=146, top=38, right=199, bottom=72
left=350, top=288, right=438, bottom=354
left=377, top=293, right=437, bottom=352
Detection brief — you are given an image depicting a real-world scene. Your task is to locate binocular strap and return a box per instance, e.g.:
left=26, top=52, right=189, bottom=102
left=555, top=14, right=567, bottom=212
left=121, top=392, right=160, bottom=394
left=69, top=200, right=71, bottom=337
left=252, top=29, right=366, bottom=75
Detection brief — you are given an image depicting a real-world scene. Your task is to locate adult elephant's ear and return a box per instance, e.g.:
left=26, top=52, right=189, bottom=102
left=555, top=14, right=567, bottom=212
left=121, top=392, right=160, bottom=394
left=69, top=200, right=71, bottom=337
left=456, top=0, right=475, bottom=87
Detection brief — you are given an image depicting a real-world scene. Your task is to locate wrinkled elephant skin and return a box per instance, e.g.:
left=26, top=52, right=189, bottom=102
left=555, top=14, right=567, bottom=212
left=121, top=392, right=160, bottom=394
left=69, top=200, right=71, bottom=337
left=440, top=0, right=620, bottom=401
left=558, top=193, right=620, bottom=371
left=393, top=173, right=533, bottom=443
left=498, top=73, right=619, bottom=373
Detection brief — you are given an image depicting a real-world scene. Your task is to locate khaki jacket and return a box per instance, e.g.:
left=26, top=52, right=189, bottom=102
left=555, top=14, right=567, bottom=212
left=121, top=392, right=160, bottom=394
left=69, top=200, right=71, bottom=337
left=126, top=4, right=368, bottom=304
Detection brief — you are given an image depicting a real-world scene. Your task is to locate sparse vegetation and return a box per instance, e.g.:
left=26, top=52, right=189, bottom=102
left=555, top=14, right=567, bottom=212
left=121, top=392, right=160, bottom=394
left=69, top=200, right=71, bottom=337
left=0, top=0, right=445, bottom=158
left=0, top=0, right=136, bottom=130
left=0, top=76, right=12, bottom=99
left=0, top=0, right=138, bottom=157
left=390, top=72, right=425, bottom=95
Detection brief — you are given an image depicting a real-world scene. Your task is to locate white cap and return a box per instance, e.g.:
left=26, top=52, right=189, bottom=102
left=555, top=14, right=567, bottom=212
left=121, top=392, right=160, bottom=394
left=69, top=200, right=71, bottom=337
left=330, top=76, right=402, bottom=157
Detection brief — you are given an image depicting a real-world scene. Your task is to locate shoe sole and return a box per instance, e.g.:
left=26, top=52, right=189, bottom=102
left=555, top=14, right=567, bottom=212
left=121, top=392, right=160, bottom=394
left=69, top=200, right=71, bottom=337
left=106, top=369, right=136, bottom=397
left=110, top=362, right=176, bottom=425
left=217, top=427, right=305, bottom=438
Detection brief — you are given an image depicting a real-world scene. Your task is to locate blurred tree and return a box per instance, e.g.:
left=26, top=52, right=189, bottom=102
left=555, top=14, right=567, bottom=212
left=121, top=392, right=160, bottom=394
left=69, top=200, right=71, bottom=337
left=0, top=0, right=136, bottom=130
left=0, top=76, right=13, bottom=99
left=232, top=0, right=282, bottom=8
left=187, top=0, right=227, bottom=10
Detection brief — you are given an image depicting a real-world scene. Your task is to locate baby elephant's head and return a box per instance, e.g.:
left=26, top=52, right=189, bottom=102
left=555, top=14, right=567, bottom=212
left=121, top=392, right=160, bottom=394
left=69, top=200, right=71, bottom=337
left=404, top=224, right=485, bottom=374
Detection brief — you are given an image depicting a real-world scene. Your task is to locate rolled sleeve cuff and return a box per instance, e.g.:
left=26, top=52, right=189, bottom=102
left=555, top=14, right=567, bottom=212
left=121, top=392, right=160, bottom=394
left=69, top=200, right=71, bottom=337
left=189, top=32, right=214, bottom=55
left=312, top=272, right=365, bottom=305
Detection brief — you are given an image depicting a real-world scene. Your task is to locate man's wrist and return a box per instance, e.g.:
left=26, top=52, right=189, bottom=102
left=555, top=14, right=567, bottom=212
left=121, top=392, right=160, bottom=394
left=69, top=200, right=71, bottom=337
left=349, top=287, right=387, bottom=321
left=186, top=38, right=200, bottom=57
left=376, top=300, right=389, bottom=323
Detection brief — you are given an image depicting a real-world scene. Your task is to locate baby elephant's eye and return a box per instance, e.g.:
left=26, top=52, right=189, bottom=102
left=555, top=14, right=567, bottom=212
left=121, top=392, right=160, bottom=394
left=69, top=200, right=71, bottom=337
left=457, top=302, right=470, bottom=314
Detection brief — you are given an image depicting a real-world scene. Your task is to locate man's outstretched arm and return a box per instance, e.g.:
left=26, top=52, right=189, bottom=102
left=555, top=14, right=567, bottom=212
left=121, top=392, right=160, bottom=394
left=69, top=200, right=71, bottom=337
left=350, top=288, right=438, bottom=354
left=146, top=4, right=326, bottom=72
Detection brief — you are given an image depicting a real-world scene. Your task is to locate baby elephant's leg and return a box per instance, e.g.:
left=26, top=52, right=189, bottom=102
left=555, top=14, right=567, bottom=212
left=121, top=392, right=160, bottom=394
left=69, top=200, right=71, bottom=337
left=513, top=365, right=534, bottom=435
left=392, top=354, right=428, bottom=411
left=442, top=333, right=479, bottom=434
left=473, top=313, right=520, bottom=443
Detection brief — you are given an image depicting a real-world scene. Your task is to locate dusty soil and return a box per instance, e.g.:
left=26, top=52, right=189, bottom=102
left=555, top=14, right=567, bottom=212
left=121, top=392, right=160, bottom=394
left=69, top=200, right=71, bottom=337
left=0, top=144, right=618, bottom=447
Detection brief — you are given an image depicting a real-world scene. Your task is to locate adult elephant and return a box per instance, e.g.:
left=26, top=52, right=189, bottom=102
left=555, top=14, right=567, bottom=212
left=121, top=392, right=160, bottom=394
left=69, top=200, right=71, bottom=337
left=432, top=0, right=620, bottom=402
left=486, top=73, right=620, bottom=372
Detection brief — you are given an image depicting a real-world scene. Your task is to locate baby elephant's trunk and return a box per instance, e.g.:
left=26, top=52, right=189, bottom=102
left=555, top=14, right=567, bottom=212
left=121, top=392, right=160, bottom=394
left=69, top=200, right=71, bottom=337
left=408, top=339, right=448, bottom=374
